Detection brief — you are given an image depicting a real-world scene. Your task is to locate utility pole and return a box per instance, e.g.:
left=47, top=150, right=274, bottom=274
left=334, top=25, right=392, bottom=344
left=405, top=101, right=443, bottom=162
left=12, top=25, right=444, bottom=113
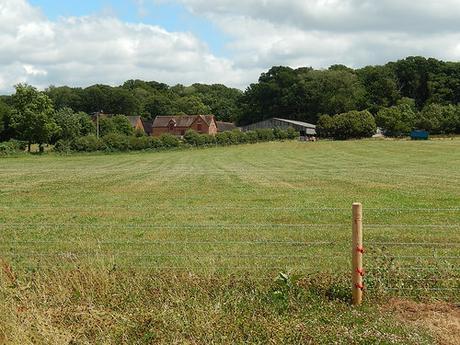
left=96, top=110, right=102, bottom=139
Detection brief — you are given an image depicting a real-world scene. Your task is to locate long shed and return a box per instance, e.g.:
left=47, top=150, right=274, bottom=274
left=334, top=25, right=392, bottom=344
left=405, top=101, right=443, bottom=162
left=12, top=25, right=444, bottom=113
left=241, top=118, right=316, bottom=136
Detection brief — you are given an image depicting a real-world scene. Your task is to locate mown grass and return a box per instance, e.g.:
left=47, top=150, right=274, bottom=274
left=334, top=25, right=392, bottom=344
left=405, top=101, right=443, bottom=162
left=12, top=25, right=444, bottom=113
left=0, top=139, right=459, bottom=343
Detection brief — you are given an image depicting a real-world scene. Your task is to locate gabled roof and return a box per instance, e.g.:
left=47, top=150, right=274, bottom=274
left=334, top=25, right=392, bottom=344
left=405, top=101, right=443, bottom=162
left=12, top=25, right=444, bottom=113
left=127, top=116, right=142, bottom=128
left=216, top=121, right=237, bottom=132
left=153, top=115, right=215, bottom=128
left=273, top=118, right=316, bottom=129
left=142, top=119, right=153, bottom=134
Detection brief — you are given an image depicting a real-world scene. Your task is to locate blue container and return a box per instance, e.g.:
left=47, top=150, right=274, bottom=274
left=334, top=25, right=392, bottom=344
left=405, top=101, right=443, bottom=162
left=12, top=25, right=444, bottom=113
left=410, top=130, right=429, bottom=140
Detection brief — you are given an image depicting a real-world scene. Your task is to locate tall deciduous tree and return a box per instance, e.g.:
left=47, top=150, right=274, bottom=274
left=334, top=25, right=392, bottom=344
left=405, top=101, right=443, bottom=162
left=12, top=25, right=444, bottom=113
left=52, top=107, right=82, bottom=142
left=10, top=84, right=59, bottom=152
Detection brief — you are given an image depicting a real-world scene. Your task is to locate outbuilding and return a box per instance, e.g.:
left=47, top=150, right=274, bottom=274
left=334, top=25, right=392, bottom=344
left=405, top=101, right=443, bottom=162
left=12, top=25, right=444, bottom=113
left=152, top=115, right=218, bottom=137
left=240, top=118, right=316, bottom=137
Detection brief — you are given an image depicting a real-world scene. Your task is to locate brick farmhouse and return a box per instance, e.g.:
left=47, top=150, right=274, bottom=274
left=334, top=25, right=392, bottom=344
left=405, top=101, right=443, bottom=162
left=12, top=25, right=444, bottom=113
left=152, top=115, right=218, bottom=137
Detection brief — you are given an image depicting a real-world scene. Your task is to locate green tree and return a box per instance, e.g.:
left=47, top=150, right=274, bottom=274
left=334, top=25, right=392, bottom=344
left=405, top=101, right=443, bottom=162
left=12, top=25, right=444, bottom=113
left=357, top=65, right=400, bottom=112
left=317, top=110, right=376, bottom=140
left=144, top=93, right=177, bottom=117
left=112, top=115, right=134, bottom=136
left=417, top=103, right=460, bottom=134
left=175, top=95, right=211, bottom=115
left=46, top=85, right=83, bottom=110
left=10, top=84, right=59, bottom=152
left=77, top=112, right=96, bottom=136
left=52, top=107, right=82, bottom=142
left=375, top=104, right=417, bottom=136
left=316, top=114, right=335, bottom=138
left=0, top=99, right=10, bottom=139
left=99, top=117, right=116, bottom=136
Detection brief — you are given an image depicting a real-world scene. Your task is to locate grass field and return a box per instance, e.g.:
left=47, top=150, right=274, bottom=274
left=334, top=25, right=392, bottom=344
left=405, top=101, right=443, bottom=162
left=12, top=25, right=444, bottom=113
left=1, top=139, right=459, bottom=344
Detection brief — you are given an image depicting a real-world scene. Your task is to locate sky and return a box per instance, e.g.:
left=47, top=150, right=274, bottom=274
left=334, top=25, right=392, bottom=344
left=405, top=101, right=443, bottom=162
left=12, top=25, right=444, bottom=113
left=1, top=0, right=460, bottom=93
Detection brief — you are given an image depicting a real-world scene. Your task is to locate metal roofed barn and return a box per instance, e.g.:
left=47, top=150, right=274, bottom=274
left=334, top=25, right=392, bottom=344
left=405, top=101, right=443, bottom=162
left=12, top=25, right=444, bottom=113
left=241, top=118, right=316, bottom=136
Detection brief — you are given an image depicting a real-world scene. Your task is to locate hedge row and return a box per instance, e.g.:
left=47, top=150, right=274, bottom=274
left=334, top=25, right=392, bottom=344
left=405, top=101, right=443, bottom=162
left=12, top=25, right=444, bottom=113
left=54, top=128, right=298, bottom=153
left=0, top=139, right=28, bottom=155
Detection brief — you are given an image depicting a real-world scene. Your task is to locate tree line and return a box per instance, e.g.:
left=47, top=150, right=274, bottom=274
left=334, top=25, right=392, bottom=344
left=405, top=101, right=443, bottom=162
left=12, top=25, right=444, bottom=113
left=239, top=56, right=460, bottom=137
left=1, top=56, right=460, bottom=152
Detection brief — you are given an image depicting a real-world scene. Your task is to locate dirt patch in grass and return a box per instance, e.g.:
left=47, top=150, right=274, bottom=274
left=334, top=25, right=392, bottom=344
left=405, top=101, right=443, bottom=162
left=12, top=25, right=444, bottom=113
left=387, top=299, right=460, bottom=345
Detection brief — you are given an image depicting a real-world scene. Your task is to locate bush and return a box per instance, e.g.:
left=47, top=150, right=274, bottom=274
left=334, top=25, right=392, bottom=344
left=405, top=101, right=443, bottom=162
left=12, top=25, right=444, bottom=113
left=286, top=127, right=298, bottom=139
left=215, top=132, right=231, bottom=145
left=376, top=104, right=416, bottom=136
left=128, top=136, right=151, bottom=151
left=230, top=129, right=247, bottom=144
left=273, top=128, right=289, bottom=140
left=112, top=115, right=134, bottom=136
left=317, top=115, right=335, bottom=138
left=245, top=130, right=259, bottom=143
left=54, top=139, right=72, bottom=153
left=318, top=110, right=376, bottom=140
left=103, top=133, right=130, bottom=151
left=204, top=134, right=217, bottom=145
left=256, top=128, right=275, bottom=141
left=134, top=128, right=146, bottom=137
left=160, top=133, right=180, bottom=148
left=148, top=137, right=163, bottom=149
left=183, top=130, right=203, bottom=146
left=0, top=139, right=26, bottom=155
left=417, top=104, right=460, bottom=134
left=72, top=135, right=105, bottom=152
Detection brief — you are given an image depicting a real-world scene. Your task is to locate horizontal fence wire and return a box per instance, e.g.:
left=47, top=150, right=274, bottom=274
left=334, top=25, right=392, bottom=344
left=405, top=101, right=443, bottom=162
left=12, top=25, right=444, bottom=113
left=368, top=242, right=460, bottom=246
left=368, top=267, right=460, bottom=271
left=0, top=240, right=339, bottom=245
left=0, top=206, right=459, bottom=212
left=382, top=287, right=460, bottom=291
left=1, top=223, right=460, bottom=230
left=367, top=252, right=460, bottom=257
left=1, top=205, right=460, bottom=303
left=0, top=223, right=350, bottom=228
left=378, top=277, right=460, bottom=282
left=1, top=252, right=346, bottom=259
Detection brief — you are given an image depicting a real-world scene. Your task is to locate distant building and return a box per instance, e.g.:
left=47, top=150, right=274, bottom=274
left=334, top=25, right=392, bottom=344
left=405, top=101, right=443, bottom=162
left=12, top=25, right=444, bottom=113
left=127, top=116, right=145, bottom=133
left=142, top=119, right=153, bottom=136
left=240, top=118, right=316, bottom=137
left=152, top=115, right=218, bottom=137
left=216, top=121, right=238, bottom=132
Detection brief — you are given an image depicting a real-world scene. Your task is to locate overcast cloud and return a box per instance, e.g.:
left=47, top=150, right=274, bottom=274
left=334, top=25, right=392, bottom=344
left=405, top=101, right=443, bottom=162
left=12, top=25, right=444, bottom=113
left=1, top=0, right=460, bottom=93
left=176, top=0, right=460, bottom=68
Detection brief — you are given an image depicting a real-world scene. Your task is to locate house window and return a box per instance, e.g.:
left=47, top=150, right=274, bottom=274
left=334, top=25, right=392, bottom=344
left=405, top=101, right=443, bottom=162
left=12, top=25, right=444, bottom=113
left=181, top=130, right=185, bottom=136
left=197, top=124, right=202, bottom=132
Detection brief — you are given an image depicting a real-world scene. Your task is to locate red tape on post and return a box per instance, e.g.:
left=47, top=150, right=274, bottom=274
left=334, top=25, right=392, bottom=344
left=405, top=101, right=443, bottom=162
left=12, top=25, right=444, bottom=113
left=356, top=268, right=364, bottom=276
left=356, top=246, right=364, bottom=254
left=355, top=283, right=364, bottom=290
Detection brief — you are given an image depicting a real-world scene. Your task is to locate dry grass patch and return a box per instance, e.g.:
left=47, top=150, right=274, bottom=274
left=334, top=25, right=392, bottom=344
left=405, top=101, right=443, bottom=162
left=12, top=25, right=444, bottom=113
left=388, top=299, right=460, bottom=345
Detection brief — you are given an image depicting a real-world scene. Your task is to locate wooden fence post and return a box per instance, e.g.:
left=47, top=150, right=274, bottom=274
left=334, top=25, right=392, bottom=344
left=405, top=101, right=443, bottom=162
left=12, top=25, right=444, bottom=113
left=352, top=202, right=363, bottom=305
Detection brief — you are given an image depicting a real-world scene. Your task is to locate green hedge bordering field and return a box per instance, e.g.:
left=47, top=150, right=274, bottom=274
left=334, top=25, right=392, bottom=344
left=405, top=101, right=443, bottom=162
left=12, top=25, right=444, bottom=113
left=51, top=128, right=298, bottom=153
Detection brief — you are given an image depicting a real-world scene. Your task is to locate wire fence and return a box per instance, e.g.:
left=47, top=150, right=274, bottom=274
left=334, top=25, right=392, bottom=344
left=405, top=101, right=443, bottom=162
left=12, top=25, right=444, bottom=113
left=1, top=204, right=459, bottom=303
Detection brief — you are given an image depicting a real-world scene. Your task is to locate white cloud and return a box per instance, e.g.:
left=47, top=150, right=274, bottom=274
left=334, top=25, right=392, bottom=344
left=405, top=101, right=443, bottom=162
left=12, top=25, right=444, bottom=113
left=175, top=0, right=460, bottom=70
left=0, top=0, right=253, bottom=93
left=23, top=64, right=48, bottom=76
left=2, top=0, right=460, bottom=94
left=177, top=0, right=460, bottom=33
